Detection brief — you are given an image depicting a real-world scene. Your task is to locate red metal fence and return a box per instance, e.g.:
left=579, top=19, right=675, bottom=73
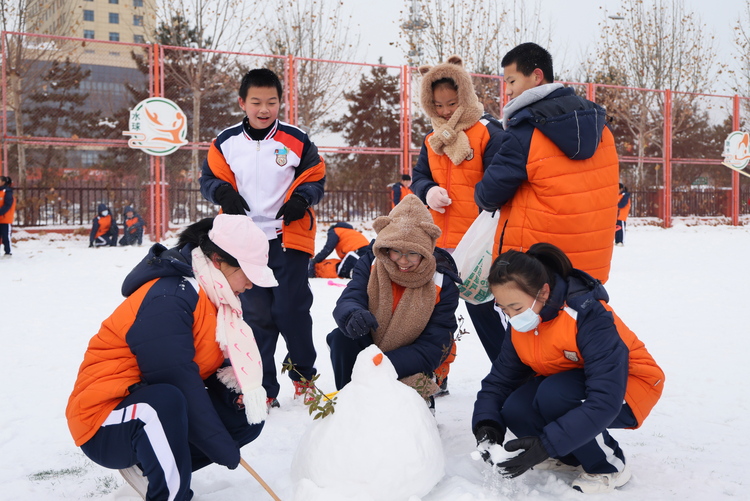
left=3, top=31, right=749, bottom=232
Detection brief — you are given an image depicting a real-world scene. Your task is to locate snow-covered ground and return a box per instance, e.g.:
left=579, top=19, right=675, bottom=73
left=1, top=220, right=748, bottom=500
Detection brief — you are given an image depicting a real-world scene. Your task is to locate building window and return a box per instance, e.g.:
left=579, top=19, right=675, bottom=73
left=134, top=0, right=143, bottom=6
left=134, top=34, right=145, bottom=44
left=109, top=0, right=118, bottom=3
left=84, top=0, right=93, bottom=2
left=109, top=13, right=119, bottom=24
left=133, top=15, right=143, bottom=27
left=109, top=52, right=121, bottom=57
left=83, top=10, right=94, bottom=21
left=83, top=30, right=95, bottom=39
left=109, top=32, right=119, bottom=42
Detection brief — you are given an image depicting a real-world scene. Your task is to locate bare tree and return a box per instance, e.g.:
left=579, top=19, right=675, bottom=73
left=155, top=0, right=267, bottom=219
left=399, top=0, right=501, bottom=73
left=262, top=0, right=361, bottom=136
left=731, top=0, right=750, bottom=110
left=589, top=0, right=724, bottom=189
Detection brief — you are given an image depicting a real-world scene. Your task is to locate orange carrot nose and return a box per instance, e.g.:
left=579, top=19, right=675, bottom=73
left=373, top=353, right=383, bottom=366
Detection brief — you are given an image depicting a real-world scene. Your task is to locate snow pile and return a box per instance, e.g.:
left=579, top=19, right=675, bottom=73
left=291, top=345, right=444, bottom=501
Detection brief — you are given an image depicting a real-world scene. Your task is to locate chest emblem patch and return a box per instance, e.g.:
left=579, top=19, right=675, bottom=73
left=564, top=350, right=579, bottom=362
left=275, top=147, right=288, bottom=166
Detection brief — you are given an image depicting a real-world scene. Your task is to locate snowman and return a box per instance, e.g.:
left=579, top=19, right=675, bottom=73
left=291, top=345, right=445, bottom=501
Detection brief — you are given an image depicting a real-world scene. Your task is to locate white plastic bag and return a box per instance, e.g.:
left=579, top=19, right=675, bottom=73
left=452, top=211, right=498, bottom=305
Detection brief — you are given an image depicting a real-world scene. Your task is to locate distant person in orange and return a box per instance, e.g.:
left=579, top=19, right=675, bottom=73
left=389, top=174, right=414, bottom=208
left=615, top=184, right=631, bottom=247
left=0, top=175, right=15, bottom=257
left=119, top=205, right=145, bottom=247
left=89, top=203, right=118, bottom=248
left=311, top=222, right=371, bottom=279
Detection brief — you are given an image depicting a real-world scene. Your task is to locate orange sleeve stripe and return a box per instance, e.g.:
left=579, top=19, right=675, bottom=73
left=207, top=140, right=238, bottom=191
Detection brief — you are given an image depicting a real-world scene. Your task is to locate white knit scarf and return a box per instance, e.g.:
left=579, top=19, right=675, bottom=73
left=191, top=247, right=267, bottom=425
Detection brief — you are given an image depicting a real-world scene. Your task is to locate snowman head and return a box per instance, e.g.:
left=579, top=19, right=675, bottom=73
left=350, top=345, right=399, bottom=388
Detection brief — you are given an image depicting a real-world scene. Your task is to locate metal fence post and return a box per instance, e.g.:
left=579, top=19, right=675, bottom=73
left=663, top=89, right=672, bottom=228
left=732, top=94, right=740, bottom=226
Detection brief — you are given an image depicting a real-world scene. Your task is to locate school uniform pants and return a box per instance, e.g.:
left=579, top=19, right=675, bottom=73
left=615, top=220, right=626, bottom=244
left=120, top=227, right=144, bottom=246
left=337, top=246, right=369, bottom=279
left=0, top=223, right=11, bottom=254
left=240, top=238, right=316, bottom=398
left=466, top=300, right=507, bottom=363
left=500, top=369, right=637, bottom=474
left=80, top=383, right=263, bottom=501
left=326, top=328, right=375, bottom=390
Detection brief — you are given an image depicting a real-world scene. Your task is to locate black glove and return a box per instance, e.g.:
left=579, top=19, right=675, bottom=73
left=496, top=436, right=550, bottom=478
left=475, top=424, right=505, bottom=465
left=345, top=310, right=379, bottom=338
left=275, top=193, right=309, bottom=226
left=215, top=184, right=249, bottom=215
left=307, top=259, right=317, bottom=278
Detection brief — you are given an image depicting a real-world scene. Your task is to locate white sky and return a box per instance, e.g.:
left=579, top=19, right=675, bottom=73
left=347, top=0, right=746, bottom=94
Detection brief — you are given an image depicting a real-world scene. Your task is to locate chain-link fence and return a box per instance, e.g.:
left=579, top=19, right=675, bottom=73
left=3, top=31, right=749, bottom=230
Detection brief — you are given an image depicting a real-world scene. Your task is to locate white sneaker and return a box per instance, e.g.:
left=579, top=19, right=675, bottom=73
left=119, top=464, right=148, bottom=500
left=572, top=463, right=631, bottom=493
left=534, top=457, right=583, bottom=472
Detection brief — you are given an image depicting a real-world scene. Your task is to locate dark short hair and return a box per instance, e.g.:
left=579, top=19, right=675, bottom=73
left=401, top=174, right=411, bottom=181
left=501, top=43, right=554, bottom=83
left=239, top=68, right=283, bottom=101
left=0, top=176, right=11, bottom=185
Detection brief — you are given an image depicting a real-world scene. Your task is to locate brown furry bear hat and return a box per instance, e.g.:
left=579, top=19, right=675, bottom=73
left=418, top=55, right=484, bottom=165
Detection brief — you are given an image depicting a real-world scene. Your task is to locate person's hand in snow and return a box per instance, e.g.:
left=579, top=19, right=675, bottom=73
left=475, top=424, right=505, bottom=465
left=426, top=186, right=452, bottom=213
left=345, top=310, right=379, bottom=338
left=496, top=436, right=550, bottom=478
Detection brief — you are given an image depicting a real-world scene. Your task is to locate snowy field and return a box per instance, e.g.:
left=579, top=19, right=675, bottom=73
left=1, top=220, right=748, bottom=501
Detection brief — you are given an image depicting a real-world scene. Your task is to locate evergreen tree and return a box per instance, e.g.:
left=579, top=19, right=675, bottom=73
left=325, top=60, right=402, bottom=190
left=26, top=58, right=102, bottom=185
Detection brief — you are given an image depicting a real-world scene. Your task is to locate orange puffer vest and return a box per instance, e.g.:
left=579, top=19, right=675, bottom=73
left=511, top=302, right=664, bottom=427
left=494, top=127, right=619, bottom=283
left=425, top=120, right=492, bottom=249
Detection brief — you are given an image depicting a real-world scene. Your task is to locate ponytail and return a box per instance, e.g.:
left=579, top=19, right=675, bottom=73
left=487, top=242, right=572, bottom=297
left=177, top=217, right=240, bottom=268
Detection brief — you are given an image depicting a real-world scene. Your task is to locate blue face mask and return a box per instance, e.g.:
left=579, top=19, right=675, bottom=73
left=508, top=293, right=541, bottom=332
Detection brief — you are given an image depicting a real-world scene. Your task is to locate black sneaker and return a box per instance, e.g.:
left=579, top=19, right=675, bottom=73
left=434, top=376, right=449, bottom=397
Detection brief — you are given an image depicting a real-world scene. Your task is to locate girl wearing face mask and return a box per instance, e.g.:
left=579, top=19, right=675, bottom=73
left=471, top=242, right=664, bottom=494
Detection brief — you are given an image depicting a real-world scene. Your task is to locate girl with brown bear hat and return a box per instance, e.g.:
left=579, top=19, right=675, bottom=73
left=410, top=56, right=506, bottom=382
left=326, top=195, right=461, bottom=413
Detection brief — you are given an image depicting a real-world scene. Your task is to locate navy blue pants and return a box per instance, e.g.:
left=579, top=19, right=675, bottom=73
left=466, top=300, right=507, bottom=363
left=327, top=328, right=375, bottom=390
left=120, top=227, right=144, bottom=246
left=615, top=220, right=626, bottom=244
left=0, top=223, right=11, bottom=254
left=80, top=384, right=263, bottom=501
left=500, top=370, right=637, bottom=474
left=240, top=238, right=316, bottom=398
